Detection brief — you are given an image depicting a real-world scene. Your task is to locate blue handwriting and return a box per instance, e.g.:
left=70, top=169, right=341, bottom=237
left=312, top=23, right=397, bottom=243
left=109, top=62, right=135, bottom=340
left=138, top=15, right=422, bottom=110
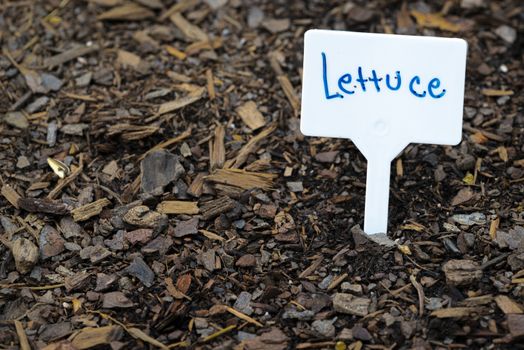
left=321, top=52, right=446, bottom=100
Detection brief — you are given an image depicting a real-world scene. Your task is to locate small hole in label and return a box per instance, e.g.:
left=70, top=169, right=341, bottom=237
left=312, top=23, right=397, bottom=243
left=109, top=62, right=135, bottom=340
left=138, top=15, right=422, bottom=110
left=374, top=120, right=388, bottom=136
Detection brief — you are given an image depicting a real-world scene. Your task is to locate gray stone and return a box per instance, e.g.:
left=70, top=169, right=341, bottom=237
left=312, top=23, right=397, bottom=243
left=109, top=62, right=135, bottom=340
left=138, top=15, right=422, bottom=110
left=39, top=225, right=65, bottom=259
left=451, top=212, right=486, bottom=226
left=64, top=242, right=82, bottom=251
left=41, top=73, right=63, bottom=91
left=75, top=72, right=92, bottom=87
left=247, top=7, right=264, bottom=28
left=286, top=181, right=303, bottom=192
left=4, top=111, right=29, bottom=129
left=16, top=156, right=30, bottom=169
left=495, top=226, right=524, bottom=250
left=282, top=308, right=315, bottom=320
left=494, top=25, right=517, bottom=44
left=141, top=150, right=184, bottom=193
left=59, top=217, right=83, bottom=238
left=174, top=217, right=199, bottom=237
left=234, top=291, right=253, bottom=315
left=25, top=96, right=49, bottom=113
left=311, top=319, right=335, bottom=338
left=341, top=283, right=363, bottom=295
left=199, top=249, right=216, bottom=272
left=333, top=293, right=370, bottom=316
left=237, top=331, right=256, bottom=341
left=124, top=256, right=154, bottom=287
left=61, top=123, right=88, bottom=136
left=95, top=273, right=117, bottom=292
left=47, top=121, right=57, bottom=147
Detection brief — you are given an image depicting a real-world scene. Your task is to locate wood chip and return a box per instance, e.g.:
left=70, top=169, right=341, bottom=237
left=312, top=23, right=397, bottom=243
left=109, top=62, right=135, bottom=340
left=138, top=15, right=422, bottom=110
left=71, top=198, right=111, bottom=222
left=225, top=123, right=276, bottom=169
left=18, top=198, right=69, bottom=215
left=210, top=125, right=225, bottom=171
left=159, top=0, right=198, bottom=21
left=430, top=307, right=480, bottom=318
left=157, top=87, right=205, bottom=115
left=299, top=258, right=323, bottom=279
left=442, top=259, right=482, bottom=286
left=169, top=12, right=208, bottom=42
left=165, top=277, right=191, bottom=300
left=225, top=305, right=263, bottom=327
left=410, top=10, right=466, bottom=32
left=126, top=327, right=168, bottom=350
left=98, top=3, right=154, bottom=20
left=156, top=201, right=199, bottom=215
left=205, top=168, right=276, bottom=190
left=165, top=45, right=186, bottom=60
left=277, top=75, right=300, bottom=116
left=206, top=69, right=216, bottom=100
left=187, top=172, right=206, bottom=197
left=14, top=320, right=31, bottom=350
left=236, top=101, right=266, bottom=130
left=1, top=184, right=21, bottom=209
left=199, top=196, right=236, bottom=220
left=71, top=326, right=122, bottom=349
left=199, top=229, right=225, bottom=241
left=481, top=89, right=514, bottom=97
left=45, top=44, right=100, bottom=68
left=494, top=295, right=524, bottom=314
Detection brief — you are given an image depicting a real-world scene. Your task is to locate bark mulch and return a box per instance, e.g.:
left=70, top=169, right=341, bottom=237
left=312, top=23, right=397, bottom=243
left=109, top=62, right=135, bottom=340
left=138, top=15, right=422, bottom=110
left=0, top=0, right=523, bottom=349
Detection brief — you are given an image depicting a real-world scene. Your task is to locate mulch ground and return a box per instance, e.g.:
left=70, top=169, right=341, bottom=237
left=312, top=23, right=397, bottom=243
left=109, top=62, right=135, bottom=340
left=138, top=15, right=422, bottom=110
left=1, top=0, right=523, bottom=349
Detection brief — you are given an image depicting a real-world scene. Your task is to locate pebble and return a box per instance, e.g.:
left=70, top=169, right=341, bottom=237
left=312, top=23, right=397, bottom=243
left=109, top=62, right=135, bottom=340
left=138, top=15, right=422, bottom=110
left=47, top=121, right=57, bottom=147
left=16, top=156, right=30, bottom=169
left=102, top=291, right=134, bottom=308
left=508, top=314, right=524, bottom=338
left=124, top=256, right=155, bottom=287
left=234, top=291, right=254, bottom=315
left=4, top=111, right=29, bottom=129
left=64, top=242, right=82, bottom=252
left=174, top=217, right=199, bottom=237
left=312, top=319, right=335, bottom=338
left=75, top=72, right=92, bottom=87
left=12, top=238, right=39, bottom=274
left=39, top=225, right=65, bottom=259
left=333, top=293, right=370, bottom=316
left=247, top=7, right=264, bottom=28
left=315, top=151, right=339, bottom=163
left=237, top=331, right=257, bottom=341
left=61, top=123, right=89, bottom=136
left=282, top=308, right=315, bottom=320
left=495, top=226, right=524, bottom=250
left=25, top=96, right=49, bottom=113
left=352, top=325, right=372, bottom=341
left=95, top=273, right=117, bottom=292
left=199, top=249, right=216, bottom=272
left=286, top=181, right=303, bottom=192
left=125, top=228, right=153, bottom=245
left=319, top=275, right=334, bottom=290
left=340, top=282, right=363, bottom=295
left=104, top=231, right=126, bottom=251
left=79, top=245, right=111, bottom=264
left=236, top=254, right=256, bottom=267
left=451, top=212, right=486, bottom=226
left=41, top=73, right=63, bottom=91
left=442, top=259, right=482, bottom=286
left=494, top=25, right=517, bottom=44
left=141, top=150, right=184, bottom=193
left=59, top=217, right=84, bottom=238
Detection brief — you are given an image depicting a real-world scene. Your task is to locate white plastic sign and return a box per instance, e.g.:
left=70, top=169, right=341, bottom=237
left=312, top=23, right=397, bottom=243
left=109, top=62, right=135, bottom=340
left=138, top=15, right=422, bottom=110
left=300, top=30, right=467, bottom=235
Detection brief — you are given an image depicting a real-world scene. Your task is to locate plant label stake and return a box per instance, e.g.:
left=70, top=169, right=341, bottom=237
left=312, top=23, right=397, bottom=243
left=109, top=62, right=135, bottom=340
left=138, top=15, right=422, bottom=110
left=300, top=30, right=467, bottom=236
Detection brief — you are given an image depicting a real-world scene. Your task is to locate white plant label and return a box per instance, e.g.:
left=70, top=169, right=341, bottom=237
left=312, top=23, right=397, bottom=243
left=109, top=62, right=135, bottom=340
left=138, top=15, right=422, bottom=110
left=300, top=30, right=468, bottom=236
